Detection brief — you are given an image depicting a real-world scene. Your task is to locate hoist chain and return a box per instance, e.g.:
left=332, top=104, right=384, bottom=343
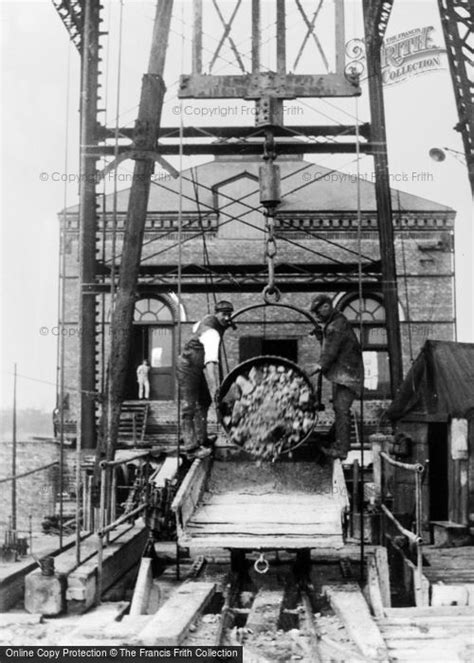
left=261, top=129, right=281, bottom=303
left=263, top=214, right=281, bottom=303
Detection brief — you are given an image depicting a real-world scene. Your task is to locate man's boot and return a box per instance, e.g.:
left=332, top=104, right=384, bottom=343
left=181, top=417, right=197, bottom=451
left=194, top=407, right=208, bottom=447
left=181, top=416, right=210, bottom=459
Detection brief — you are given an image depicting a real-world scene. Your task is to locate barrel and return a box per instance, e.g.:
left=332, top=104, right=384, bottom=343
left=218, top=355, right=318, bottom=460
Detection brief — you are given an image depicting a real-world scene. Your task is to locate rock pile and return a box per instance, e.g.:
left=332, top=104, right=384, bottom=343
left=219, top=360, right=316, bottom=460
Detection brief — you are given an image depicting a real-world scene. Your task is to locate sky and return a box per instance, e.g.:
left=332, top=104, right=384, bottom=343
left=1, top=0, right=472, bottom=413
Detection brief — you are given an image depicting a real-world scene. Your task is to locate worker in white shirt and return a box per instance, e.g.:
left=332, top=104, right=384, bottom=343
left=177, top=301, right=234, bottom=459
left=136, top=359, right=150, bottom=400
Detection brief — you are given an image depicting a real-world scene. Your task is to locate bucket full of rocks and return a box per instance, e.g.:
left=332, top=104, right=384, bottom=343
left=218, top=355, right=317, bottom=460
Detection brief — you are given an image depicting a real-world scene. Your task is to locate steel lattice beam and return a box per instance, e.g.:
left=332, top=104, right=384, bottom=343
left=52, top=0, right=84, bottom=51
left=363, top=0, right=403, bottom=395
left=438, top=0, right=474, bottom=192
left=363, top=0, right=395, bottom=46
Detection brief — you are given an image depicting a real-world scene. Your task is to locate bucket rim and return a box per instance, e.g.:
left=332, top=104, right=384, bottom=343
left=218, top=354, right=318, bottom=457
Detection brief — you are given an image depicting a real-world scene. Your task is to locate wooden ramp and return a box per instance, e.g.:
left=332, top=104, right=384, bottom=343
left=377, top=606, right=474, bottom=662
left=172, top=459, right=348, bottom=550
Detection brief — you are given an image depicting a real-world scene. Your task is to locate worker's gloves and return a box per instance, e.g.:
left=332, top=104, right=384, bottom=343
left=309, top=325, right=323, bottom=341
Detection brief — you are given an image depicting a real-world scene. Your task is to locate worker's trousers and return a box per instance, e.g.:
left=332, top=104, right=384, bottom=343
left=177, top=351, right=211, bottom=446
left=331, top=383, right=356, bottom=456
left=138, top=378, right=150, bottom=399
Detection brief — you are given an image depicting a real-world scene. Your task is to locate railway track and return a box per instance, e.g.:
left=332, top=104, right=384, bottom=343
left=181, top=557, right=366, bottom=662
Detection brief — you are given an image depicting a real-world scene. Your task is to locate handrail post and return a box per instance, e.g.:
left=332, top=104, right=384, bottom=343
left=380, top=450, right=425, bottom=605
left=370, top=433, right=389, bottom=504
left=96, top=531, right=103, bottom=605
left=99, top=464, right=107, bottom=534
left=415, top=469, right=423, bottom=581
left=111, top=466, right=117, bottom=525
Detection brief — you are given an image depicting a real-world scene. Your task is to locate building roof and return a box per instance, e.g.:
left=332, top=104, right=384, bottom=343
left=64, top=156, right=454, bottom=215
left=387, top=341, right=474, bottom=422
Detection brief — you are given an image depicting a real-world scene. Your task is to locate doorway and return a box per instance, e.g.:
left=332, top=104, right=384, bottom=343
left=239, top=337, right=298, bottom=363
left=126, top=297, right=175, bottom=400
left=428, top=422, right=448, bottom=521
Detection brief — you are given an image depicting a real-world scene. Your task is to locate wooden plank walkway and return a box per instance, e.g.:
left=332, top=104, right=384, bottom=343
left=377, top=605, right=474, bottom=662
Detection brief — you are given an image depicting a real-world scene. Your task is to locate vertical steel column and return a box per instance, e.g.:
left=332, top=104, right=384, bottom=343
left=251, top=0, right=260, bottom=73
left=363, top=0, right=403, bottom=395
left=78, top=0, right=100, bottom=449
left=335, top=0, right=345, bottom=74
left=276, top=0, right=286, bottom=74
left=192, top=0, right=202, bottom=74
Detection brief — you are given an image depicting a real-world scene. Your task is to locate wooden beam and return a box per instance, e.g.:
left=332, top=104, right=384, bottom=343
left=375, top=546, right=391, bottom=607
left=129, top=557, right=154, bottom=616
left=324, top=582, right=389, bottom=660
left=367, top=554, right=385, bottom=619
left=66, top=525, right=147, bottom=614
left=137, top=581, right=216, bottom=645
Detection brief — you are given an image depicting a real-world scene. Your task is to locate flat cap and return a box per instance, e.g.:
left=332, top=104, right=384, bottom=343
left=310, top=294, right=332, bottom=312
left=215, top=300, right=234, bottom=313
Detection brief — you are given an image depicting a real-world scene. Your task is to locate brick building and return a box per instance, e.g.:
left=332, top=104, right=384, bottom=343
left=58, top=154, right=455, bottom=436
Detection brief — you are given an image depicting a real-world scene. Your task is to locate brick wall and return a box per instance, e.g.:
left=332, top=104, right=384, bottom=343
left=0, top=440, right=59, bottom=532
left=59, top=162, right=455, bottom=430
left=0, top=441, right=88, bottom=534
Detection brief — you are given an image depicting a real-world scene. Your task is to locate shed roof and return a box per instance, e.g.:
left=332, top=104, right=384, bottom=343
left=387, top=341, right=474, bottom=422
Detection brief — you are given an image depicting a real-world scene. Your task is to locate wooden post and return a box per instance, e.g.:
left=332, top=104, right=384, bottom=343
left=351, top=459, right=359, bottom=537
left=106, top=0, right=174, bottom=461
left=370, top=433, right=390, bottom=504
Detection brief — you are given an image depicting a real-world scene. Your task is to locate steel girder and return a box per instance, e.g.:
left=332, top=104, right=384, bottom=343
left=438, top=0, right=474, bottom=192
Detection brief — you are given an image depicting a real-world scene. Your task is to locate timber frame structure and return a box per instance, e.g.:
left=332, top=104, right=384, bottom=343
left=51, top=0, right=470, bottom=455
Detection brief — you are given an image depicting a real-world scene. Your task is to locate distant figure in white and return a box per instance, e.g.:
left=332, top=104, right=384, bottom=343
left=137, top=359, right=150, bottom=400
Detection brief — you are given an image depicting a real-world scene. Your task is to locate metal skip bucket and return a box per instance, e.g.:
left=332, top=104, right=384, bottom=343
left=217, top=355, right=318, bottom=460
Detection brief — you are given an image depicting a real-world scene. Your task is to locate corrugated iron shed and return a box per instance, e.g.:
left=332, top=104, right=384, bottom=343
left=387, top=341, right=474, bottom=422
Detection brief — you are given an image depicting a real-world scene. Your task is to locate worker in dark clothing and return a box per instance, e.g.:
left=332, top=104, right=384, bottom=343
left=310, top=295, right=364, bottom=460
left=177, top=300, right=234, bottom=459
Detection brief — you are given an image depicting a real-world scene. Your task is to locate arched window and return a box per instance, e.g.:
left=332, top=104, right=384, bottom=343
left=339, top=294, right=390, bottom=399
left=134, top=298, right=174, bottom=323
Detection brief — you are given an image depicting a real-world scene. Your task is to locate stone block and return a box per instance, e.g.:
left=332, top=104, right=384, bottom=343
left=24, top=572, right=66, bottom=616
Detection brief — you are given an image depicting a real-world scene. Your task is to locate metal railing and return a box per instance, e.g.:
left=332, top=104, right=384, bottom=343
left=380, top=451, right=425, bottom=603
left=94, top=451, right=151, bottom=602
left=0, top=461, right=59, bottom=559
